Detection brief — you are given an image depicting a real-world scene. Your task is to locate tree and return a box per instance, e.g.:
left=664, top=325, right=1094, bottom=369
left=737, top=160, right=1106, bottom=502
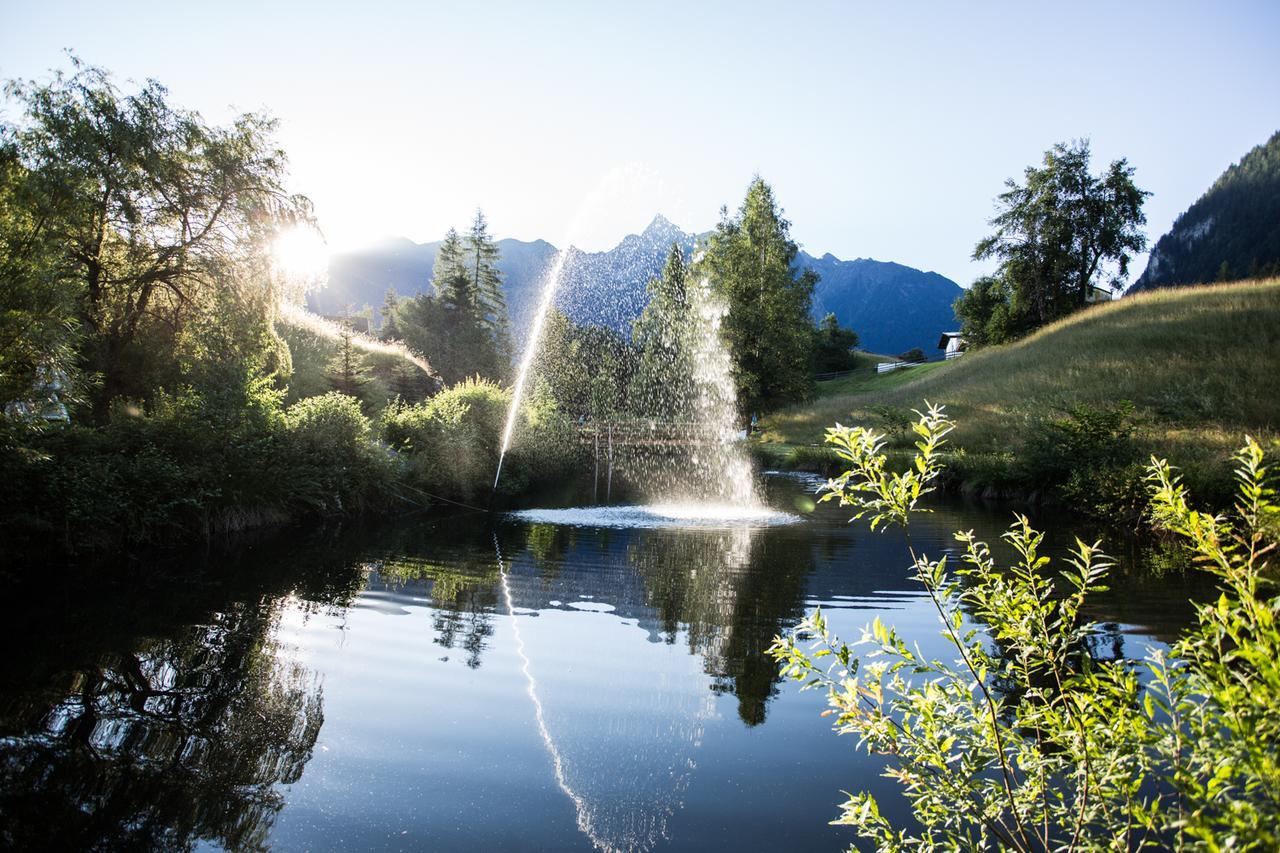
left=433, top=228, right=473, bottom=315
left=379, top=288, right=401, bottom=341
left=695, top=177, right=818, bottom=416
left=464, top=209, right=511, bottom=369
left=0, top=138, right=80, bottom=429
left=630, top=242, right=695, bottom=417
left=811, top=313, right=859, bottom=373
left=2, top=58, right=311, bottom=420
left=325, top=324, right=370, bottom=398
left=953, top=273, right=1016, bottom=346
left=964, top=140, right=1148, bottom=342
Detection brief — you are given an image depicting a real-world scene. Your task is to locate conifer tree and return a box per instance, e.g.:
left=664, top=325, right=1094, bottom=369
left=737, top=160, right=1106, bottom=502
left=631, top=242, right=695, bottom=417
left=379, top=288, right=401, bottom=340
left=433, top=228, right=473, bottom=314
left=326, top=324, right=371, bottom=398
left=465, top=209, right=511, bottom=369
left=695, top=177, right=818, bottom=416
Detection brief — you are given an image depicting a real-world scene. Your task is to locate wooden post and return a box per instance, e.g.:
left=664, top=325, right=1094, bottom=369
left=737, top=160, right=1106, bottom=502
left=606, top=422, right=613, bottom=503
left=593, top=429, right=599, bottom=503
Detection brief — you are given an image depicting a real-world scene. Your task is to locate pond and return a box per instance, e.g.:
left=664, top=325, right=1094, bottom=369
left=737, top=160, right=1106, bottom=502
left=0, top=474, right=1209, bottom=851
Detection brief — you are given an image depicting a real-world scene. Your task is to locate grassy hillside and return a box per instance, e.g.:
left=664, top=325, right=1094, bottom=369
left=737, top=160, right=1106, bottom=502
left=760, top=279, right=1280, bottom=502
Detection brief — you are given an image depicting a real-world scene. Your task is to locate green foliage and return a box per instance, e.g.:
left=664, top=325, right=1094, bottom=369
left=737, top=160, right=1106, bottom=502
left=533, top=308, right=633, bottom=419
left=384, top=376, right=509, bottom=502
left=394, top=217, right=509, bottom=386
left=771, top=406, right=1280, bottom=850
left=897, top=347, right=926, bottom=363
left=325, top=325, right=372, bottom=399
left=630, top=242, right=695, bottom=417
left=695, top=177, right=818, bottom=415
left=812, top=313, right=860, bottom=373
left=283, top=391, right=388, bottom=514
left=1023, top=401, right=1145, bottom=518
left=1134, top=129, right=1280, bottom=291
left=954, top=274, right=1018, bottom=346
left=382, top=377, right=572, bottom=502
left=964, top=139, right=1148, bottom=342
left=2, top=58, right=311, bottom=421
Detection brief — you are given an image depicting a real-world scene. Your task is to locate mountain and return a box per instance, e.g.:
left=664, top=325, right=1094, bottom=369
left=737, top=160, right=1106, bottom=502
left=802, top=253, right=962, bottom=356
left=310, top=215, right=961, bottom=356
left=1130, top=130, right=1280, bottom=292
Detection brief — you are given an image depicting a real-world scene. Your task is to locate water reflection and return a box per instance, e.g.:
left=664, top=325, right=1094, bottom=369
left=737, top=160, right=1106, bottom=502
left=0, top=533, right=368, bottom=850
left=0, top=481, right=1211, bottom=852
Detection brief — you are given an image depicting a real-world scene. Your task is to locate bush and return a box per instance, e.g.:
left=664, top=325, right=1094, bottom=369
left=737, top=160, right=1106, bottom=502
left=898, top=347, right=925, bottom=362
left=383, top=378, right=577, bottom=502
left=1022, top=401, right=1146, bottom=519
left=283, top=391, right=389, bottom=514
left=771, top=405, right=1280, bottom=850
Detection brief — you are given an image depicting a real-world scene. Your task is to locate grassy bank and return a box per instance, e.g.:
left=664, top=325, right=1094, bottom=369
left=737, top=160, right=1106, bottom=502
left=760, top=279, right=1280, bottom=506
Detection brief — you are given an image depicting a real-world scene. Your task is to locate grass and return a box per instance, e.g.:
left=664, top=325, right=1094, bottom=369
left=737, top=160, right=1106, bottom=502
left=760, top=279, right=1280, bottom=500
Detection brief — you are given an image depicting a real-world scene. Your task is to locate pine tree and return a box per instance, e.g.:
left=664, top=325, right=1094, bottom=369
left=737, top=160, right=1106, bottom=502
left=326, top=324, right=371, bottom=398
left=631, top=242, right=695, bottom=417
left=465, top=209, right=511, bottom=369
left=380, top=288, right=402, bottom=340
left=433, top=228, right=473, bottom=314
left=695, top=177, right=818, bottom=416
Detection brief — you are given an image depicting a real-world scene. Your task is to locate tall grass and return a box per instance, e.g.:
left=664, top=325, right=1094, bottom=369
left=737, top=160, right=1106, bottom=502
left=761, top=279, right=1280, bottom=501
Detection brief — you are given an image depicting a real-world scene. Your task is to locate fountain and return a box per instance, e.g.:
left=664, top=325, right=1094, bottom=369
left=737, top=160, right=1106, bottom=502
left=492, top=235, right=796, bottom=528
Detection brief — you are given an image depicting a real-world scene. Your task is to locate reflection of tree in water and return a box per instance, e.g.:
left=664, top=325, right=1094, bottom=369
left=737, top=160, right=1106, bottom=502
left=1, top=603, right=320, bottom=851
left=376, top=551, right=500, bottom=669
left=629, top=525, right=815, bottom=726
left=0, top=529, right=371, bottom=851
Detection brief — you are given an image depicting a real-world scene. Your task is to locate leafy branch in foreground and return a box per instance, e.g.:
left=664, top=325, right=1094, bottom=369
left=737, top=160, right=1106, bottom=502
left=770, top=404, right=1279, bottom=851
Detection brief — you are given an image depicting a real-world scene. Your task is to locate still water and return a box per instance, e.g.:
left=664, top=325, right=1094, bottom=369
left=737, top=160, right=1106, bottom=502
left=0, top=475, right=1206, bottom=851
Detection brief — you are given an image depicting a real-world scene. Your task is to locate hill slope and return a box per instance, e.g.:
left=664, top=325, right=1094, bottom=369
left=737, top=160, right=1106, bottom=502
left=1131, top=130, right=1280, bottom=291
left=309, top=216, right=960, bottom=355
left=762, top=279, right=1280, bottom=499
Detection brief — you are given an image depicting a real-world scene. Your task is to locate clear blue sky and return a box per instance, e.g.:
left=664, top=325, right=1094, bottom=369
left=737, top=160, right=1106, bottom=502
left=3, top=0, right=1278, bottom=286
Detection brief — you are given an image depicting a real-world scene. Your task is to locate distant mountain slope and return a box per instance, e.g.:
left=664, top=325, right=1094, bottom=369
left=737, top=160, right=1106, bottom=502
left=1131, top=130, right=1280, bottom=292
left=311, top=215, right=960, bottom=355
left=802, top=253, right=962, bottom=356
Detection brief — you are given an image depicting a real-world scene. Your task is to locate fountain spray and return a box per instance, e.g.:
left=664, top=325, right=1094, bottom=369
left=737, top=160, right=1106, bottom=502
left=491, top=247, right=571, bottom=495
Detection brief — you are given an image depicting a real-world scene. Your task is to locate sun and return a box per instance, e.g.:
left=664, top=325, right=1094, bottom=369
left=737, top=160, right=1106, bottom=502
left=272, top=225, right=329, bottom=280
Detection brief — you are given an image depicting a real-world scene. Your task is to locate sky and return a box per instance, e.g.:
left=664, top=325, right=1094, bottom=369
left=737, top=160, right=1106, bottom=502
left=3, top=1, right=1278, bottom=286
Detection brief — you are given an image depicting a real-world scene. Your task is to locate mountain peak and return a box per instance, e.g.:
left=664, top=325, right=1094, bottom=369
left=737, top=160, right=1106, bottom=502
left=642, top=213, right=680, bottom=238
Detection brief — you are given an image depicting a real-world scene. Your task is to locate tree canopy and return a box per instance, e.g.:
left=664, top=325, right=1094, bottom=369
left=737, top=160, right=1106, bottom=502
left=1, top=58, right=312, bottom=421
left=394, top=214, right=510, bottom=385
left=695, top=177, right=817, bottom=415
left=958, top=140, right=1148, bottom=344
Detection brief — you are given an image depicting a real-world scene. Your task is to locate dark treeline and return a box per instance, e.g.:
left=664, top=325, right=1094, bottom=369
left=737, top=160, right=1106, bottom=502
left=1132, top=128, right=1280, bottom=290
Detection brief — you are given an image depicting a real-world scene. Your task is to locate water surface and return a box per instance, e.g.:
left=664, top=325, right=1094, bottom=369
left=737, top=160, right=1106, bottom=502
left=0, top=475, right=1207, bottom=851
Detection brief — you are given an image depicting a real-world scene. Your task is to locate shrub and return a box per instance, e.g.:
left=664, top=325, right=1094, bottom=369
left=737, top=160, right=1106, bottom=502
left=898, top=347, right=925, bottom=362
left=284, top=391, right=388, bottom=514
left=384, top=378, right=578, bottom=502
left=382, top=378, right=508, bottom=502
left=771, top=404, right=1279, bottom=850
left=1022, top=401, right=1145, bottom=519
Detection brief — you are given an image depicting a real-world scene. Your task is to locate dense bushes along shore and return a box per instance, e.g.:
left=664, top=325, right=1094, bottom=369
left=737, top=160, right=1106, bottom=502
left=0, top=379, right=577, bottom=554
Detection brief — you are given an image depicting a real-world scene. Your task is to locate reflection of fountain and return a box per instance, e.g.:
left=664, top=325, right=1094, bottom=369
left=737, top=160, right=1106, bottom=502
left=495, top=535, right=715, bottom=852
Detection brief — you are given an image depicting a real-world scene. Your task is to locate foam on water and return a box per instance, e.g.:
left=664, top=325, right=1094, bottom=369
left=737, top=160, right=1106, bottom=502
left=507, top=503, right=800, bottom=530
